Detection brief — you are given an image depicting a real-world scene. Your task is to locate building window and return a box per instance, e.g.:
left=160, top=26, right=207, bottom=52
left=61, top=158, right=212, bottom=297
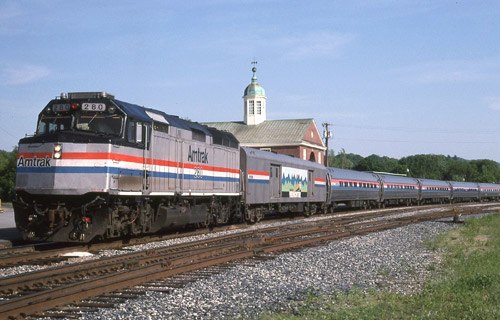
left=248, top=100, right=254, bottom=115
left=318, top=151, right=321, bottom=164
left=311, top=131, right=314, bottom=138
left=256, top=101, right=262, bottom=114
left=303, top=149, right=306, bottom=160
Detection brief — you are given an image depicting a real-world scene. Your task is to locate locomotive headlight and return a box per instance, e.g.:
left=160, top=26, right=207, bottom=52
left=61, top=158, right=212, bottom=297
left=53, top=144, right=62, bottom=159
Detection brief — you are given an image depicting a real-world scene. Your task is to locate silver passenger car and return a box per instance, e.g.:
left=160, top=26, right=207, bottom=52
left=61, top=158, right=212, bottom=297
left=478, top=183, right=500, bottom=201
left=377, top=173, right=420, bottom=206
left=328, top=167, right=380, bottom=209
left=449, top=181, right=480, bottom=202
left=418, top=178, right=451, bottom=204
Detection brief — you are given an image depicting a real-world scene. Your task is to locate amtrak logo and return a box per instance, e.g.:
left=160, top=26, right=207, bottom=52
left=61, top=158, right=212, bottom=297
left=187, top=146, right=208, bottom=164
left=17, top=156, right=51, bottom=167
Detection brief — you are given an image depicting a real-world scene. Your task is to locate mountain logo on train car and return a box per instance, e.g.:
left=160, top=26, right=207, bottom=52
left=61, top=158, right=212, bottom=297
left=17, top=156, right=51, bottom=167
left=187, top=146, right=208, bottom=164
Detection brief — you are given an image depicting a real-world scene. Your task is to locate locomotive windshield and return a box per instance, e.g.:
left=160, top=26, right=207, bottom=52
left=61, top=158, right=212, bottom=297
left=75, top=112, right=123, bottom=136
left=36, top=102, right=124, bottom=137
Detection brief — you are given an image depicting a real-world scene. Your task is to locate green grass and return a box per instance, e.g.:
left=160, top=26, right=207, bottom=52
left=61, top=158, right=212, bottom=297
left=260, top=213, right=500, bottom=320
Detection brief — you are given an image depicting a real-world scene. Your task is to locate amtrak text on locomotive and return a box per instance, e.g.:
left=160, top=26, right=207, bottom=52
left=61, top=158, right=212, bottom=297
left=17, top=156, right=51, bottom=167
left=187, top=146, right=209, bottom=164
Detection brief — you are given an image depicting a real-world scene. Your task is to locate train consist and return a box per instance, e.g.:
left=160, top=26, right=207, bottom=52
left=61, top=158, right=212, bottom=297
left=14, top=92, right=500, bottom=242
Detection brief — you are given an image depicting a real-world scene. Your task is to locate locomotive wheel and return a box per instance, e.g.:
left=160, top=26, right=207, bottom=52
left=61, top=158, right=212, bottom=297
left=255, top=209, right=263, bottom=223
left=245, top=208, right=256, bottom=224
left=303, top=203, right=312, bottom=217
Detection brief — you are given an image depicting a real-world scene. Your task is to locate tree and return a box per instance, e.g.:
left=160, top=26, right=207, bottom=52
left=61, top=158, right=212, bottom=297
left=0, top=148, right=17, bottom=202
left=354, top=154, right=405, bottom=174
left=470, top=160, right=500, bottom=183
left=328, top=149, right=362, bottom=169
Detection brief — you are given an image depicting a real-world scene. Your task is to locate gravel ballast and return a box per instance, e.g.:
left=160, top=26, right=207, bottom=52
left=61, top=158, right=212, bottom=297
left=80, top=219, right=461, bottom=320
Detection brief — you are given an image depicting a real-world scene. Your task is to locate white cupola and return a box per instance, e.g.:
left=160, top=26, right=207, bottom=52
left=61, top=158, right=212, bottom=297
left=243, top=65, right=266, bottom=125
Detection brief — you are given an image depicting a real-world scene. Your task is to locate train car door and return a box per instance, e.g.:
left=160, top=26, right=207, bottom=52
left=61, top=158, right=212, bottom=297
left=270, top=164, right=281, bottom=198
left=326, top=171, right=332, bottom=203
left=176, top=138, right=183, bottom=192
left=138, top=123, right=152, bottom=193
left=308, top=170, right=314, bottom=196
left=165, top=133, right=183, bottom=193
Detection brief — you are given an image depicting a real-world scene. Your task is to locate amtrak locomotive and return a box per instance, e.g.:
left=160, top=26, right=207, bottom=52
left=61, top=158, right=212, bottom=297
left=14, top=92, right=500, bottom=242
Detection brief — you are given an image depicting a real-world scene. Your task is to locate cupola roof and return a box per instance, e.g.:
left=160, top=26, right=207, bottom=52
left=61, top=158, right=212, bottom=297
left=243, top=66, right=266, bottom=97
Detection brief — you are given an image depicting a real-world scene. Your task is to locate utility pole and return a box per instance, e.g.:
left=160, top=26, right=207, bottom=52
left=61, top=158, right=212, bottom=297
left=322, top=122, right=332, bottom=167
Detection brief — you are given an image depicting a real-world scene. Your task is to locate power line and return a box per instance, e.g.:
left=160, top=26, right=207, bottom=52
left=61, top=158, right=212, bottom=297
left=334, top=123, right=498, bottom=135
left=335, top=137, right=498, bottom=144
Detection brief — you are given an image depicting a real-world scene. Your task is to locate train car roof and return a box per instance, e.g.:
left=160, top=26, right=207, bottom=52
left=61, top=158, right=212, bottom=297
left=327, top=167, right=379, bottom=182
left=449, top=181, right=479, bottom=188
left=376, top=173, right=419, bottom=184
left=114, top=99, right=212, bottom=135
left=114, top=99, right=239, bottom=149
left=417, top=178, right=451, bottom=187
left=478, top=182, right=500, bottom=188
left=241, top=147, right=326, bottom=170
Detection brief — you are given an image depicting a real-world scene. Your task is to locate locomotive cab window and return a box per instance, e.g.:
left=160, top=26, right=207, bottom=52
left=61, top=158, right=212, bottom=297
left=36, top=114, right=72, bottom=135
left=127, top=121, right=150, bottom=148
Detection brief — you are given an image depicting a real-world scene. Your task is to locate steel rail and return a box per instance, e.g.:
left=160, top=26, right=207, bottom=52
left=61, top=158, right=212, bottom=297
left=0, top=203, right=497, bottom=318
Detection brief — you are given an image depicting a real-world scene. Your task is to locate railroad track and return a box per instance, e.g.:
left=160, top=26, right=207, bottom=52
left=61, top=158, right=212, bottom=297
left=0, top=203, right=498, bottom=319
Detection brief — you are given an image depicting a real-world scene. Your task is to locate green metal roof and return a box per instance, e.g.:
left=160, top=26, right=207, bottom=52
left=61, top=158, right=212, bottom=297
left=204, top=119, right=321, bottom=147
left=243, top=67, right=266, bottom=97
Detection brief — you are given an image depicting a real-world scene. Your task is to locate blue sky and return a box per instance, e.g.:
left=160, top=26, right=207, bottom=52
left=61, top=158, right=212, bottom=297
left=1, top=1, right=499, bottom=162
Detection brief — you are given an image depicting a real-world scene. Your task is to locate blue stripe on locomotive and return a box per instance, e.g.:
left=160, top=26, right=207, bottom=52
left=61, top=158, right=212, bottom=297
left=18, top=166, right=239, bottom=183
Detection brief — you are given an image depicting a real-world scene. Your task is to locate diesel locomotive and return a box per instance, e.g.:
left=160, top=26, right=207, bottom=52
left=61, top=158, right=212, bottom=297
left=13, top=92, right=500, bottom=242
